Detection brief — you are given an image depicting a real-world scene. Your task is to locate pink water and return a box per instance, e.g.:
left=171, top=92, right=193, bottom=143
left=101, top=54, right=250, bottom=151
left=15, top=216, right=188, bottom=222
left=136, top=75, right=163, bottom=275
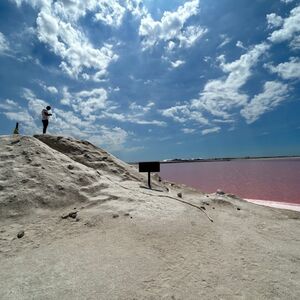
left=159, top=158, right=300, bottom=204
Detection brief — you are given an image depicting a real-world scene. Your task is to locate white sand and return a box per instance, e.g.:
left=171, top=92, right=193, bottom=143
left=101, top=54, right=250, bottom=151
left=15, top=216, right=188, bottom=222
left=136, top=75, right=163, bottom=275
left=0, top=135, right=299, bottom=299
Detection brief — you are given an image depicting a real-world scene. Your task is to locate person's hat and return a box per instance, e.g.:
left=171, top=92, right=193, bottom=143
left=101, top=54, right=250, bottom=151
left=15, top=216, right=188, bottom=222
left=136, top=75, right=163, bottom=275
left=46, top=106, right=51, bottom=110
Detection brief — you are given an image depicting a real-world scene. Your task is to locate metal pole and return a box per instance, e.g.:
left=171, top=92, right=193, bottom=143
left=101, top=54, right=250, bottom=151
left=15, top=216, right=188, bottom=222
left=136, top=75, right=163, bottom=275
left=148, top=172, right=151, bottom=189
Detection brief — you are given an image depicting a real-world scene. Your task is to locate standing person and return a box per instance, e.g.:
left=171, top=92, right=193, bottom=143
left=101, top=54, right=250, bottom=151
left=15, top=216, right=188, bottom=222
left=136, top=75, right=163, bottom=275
left=41, top=106, right=52, bottom=134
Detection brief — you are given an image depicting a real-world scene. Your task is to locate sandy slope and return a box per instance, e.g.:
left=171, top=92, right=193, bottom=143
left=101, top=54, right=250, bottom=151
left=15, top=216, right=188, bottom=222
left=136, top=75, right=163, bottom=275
left=0, top=135, right=299, bottom=299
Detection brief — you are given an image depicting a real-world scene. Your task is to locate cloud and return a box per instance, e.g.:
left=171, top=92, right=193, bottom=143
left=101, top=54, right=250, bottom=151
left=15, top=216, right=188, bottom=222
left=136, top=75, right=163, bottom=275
left=281, top=0, right=295, bottom=3
left=72, top=88, right=109, bottom=118
left=89, top=126, right=129, bottom=152
left=266, top=13, right=283, bottom=29
left=290, top=35, right=300, bottom=50
left=139, top=0, right=204, bottom=49
left=160, top=105, right=209, bottom=125
left=201, top=127, right=221, bottom=135
left=0, top=99, right=20, bottom=110
left=191, top=43, right=270, bottom=119
left=236, top=41, right=247, bottom=50
left=240, top=81, right=290, bottom=124
left=177, top=26, right=207, bottom=48
left=265, top=57, right=300, bottom=80
left=0, top=32, right=9, bottom=55
left=181, top=128, right=195, bottom=134
left=94, top=1, right=126, bottom=28
left=218, top=34, right=231, bottom=48
left=170, top=60, right=185, bottom=68
left=268, top=5, right=300, bottom=44
left=102, top=101, right=166, bottom=126
left=36, top=9, right=118, bottom=79
left=11, top=1, right=119, bottom=80
left=38, top=81, right=58, bottom=94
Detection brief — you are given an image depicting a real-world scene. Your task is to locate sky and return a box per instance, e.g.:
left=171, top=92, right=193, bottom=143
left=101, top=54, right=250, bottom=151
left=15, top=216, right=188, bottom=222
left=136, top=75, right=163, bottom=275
left=0, top=0, right=300, bottom=162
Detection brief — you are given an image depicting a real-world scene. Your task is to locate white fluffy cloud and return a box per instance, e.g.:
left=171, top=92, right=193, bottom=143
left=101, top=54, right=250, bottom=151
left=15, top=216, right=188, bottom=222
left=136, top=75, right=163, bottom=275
left=192, top=43, right=270, bottom=119
left=139, top=0, right=204, bottom=49
left=36, top=9, right=118, bottom=79
left=89, top=126, right=129, bottom=152
left=240, top=81, right=290, bottom=124
left=266, top=57, right=300, bottom=80
left=161, top=104, right=209, bottom=125
left=266, top=13, right=283, bottom=29
left=268, top=5, right=300, bottom=44
left=181, top=128, right=195, bottom=134
left=170, top=60, right=185, bottom=68
left=11, top=1, right=119, bottom=80
left=94, top=1, right=126, bottom=27
left=201, top=127, right=221, bottom=135
left=61, top=87, right=109, bottom=118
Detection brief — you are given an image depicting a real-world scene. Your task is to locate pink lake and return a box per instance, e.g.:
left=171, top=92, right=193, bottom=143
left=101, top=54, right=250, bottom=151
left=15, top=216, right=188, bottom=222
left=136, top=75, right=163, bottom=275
left=159, top=158, right=300, bottom=204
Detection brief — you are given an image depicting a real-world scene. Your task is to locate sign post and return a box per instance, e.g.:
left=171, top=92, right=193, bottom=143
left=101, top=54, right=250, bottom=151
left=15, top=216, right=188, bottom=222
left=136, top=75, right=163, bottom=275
left=138, top=161, right=160, bottom=189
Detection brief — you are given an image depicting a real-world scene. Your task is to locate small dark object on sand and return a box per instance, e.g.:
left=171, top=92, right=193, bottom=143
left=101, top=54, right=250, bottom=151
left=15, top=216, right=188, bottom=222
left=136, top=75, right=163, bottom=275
left=216, top=189, right=225, bottom=195
left=17, top=230, right=25, bottom=239
left=68, top=165, right=74, bottom=170
left=237, top=207, right=241, bottom=211
left=177, top=192, right=182, bottom=198
left=124, top=213, right=130, bottom=217
left=61, top=213, right=69, bottom=219
left=212, top=207, right=215, bottom=209
left=200, top=206, right=206, bottom=210
left=68, top=212, right=77, bottom=219
left=112, top=213, right=119, bottom=218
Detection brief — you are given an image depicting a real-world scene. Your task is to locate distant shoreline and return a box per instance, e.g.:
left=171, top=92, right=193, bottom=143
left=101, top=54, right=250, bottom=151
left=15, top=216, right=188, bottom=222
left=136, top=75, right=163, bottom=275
left=161, top=156, right=300, bottom=164
left=129, top=155, right=300, bottom=164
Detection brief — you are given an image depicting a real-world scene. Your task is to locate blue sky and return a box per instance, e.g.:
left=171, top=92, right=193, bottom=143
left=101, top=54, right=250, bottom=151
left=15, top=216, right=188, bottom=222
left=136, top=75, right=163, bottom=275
left=0, top=0, right=300, bottom=161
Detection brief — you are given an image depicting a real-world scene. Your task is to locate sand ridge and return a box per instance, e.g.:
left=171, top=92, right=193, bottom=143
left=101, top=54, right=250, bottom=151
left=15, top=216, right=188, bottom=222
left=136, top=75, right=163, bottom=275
left=0, top=135, right=299, bottom=299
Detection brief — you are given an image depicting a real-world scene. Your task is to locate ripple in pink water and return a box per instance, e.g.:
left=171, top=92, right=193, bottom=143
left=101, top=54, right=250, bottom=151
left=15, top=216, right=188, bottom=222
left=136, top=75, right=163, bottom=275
left=160, top=158, right=300, bottom=204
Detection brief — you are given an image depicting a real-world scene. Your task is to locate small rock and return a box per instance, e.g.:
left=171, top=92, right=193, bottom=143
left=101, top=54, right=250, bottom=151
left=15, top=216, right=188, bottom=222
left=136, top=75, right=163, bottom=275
left=166, top=187, right=169, bottom=192
left=124, top=213, right=130, bottom=217
left=112, top=213, right=119, bottom=218
left=17, top=230, right=25, bottom=239
left=212, top=207, right=215, bottom=209
left=200, top=206, right=206, bottom=210
left=57, top=185, right=64, bottom=191
left=75, top=216, right=80, bottom=222
left=216, top=189, right=225, bottom=195
left=61, top=213, right=69, bottom=219
left=203, top=201, right=210, bottom=206
left=67, top=165, right=74, bottom=170
left=237, top=207, right=241, bottom=211
left=68, top=212, right=77, bottom=219
left=11, top=139, right=20, bottom=145
left=177, top=192, right=182, bottom=198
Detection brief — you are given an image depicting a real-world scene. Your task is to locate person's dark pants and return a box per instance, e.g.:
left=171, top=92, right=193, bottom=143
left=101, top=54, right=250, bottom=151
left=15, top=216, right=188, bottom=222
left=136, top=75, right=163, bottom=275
left=42, top=120, right=49, bottom=134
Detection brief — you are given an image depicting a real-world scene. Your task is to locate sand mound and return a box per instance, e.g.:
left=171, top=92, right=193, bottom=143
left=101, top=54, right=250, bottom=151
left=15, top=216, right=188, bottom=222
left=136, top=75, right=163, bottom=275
left=0, top=135, right=149, bottom=218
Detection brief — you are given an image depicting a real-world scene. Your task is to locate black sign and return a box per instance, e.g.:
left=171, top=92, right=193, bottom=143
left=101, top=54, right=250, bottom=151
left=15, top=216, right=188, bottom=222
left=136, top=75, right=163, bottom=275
left=139, top=161, right=160, bottom=173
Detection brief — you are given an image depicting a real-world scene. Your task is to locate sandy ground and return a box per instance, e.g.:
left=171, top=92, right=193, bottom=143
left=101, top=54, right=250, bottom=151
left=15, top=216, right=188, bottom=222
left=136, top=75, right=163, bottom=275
left=0, top=135, right=299, bottom=299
